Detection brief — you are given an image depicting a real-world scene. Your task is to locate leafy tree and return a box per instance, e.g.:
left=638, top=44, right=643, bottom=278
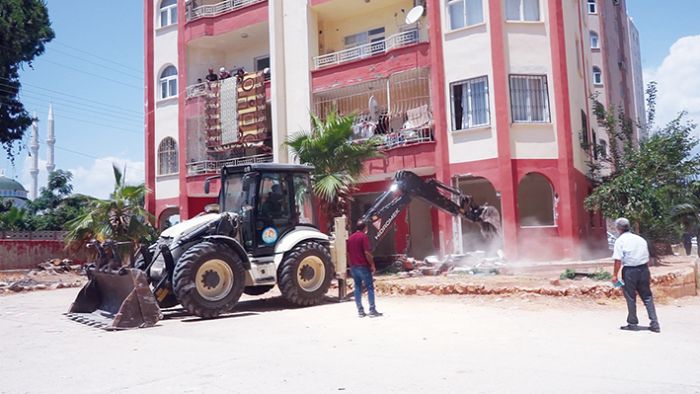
left=585, top=84, right=700, bottom=255
left=0, top=206, right=30, bottom=230
left=28, top=170, right=88, bottom=231
left=285, top=111, right=381, bottom=227
left=65, top=165, right=156, bottom=260
left=670, top=181, right=700, bottom=236
left=0, top=0, right=54, bottom=158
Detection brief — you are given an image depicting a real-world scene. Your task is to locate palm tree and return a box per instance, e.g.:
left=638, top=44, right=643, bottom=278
left=285, top=111, right=382, bottom=227
left=65, top=165, right=156, bottom=262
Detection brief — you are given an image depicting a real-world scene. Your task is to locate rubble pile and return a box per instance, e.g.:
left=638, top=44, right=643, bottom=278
left=31, top=258, right=82, bottom=275
left=0, top=259, right=86, bottom=295
left=389, top=252, right=504, bottom=278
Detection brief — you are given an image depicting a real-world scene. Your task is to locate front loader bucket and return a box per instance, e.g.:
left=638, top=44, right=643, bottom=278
left=67, top=268, right=162, bottom=330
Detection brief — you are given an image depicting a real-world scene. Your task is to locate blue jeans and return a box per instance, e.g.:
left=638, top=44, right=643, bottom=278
left=350, top=266, right=376, bottom=313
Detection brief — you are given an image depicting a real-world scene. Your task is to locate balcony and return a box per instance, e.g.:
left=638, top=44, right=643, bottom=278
left=186, top=0, right=266, bottom=22
left=313, top=67, right=434, bottom=152
left=187, top=153, right=273, bottom=175
left=313, top=30, right=423, bottom=70
left=185, top=71, right=272, bottom=176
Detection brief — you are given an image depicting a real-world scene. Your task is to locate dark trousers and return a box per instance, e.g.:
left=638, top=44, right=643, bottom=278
left=682, top=233, right=693, bottom=256
left=622, top=265, right=659, bottom=328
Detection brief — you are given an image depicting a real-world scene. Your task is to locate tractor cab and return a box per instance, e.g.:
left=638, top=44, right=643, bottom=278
left=209, top=163, right=318, bottom=256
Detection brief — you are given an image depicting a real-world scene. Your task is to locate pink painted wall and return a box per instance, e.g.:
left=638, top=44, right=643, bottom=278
left=0, top=233, right=89, bottom=270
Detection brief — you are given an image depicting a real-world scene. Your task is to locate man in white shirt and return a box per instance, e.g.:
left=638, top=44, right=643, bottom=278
left=611, top=218, right=660, bottom=333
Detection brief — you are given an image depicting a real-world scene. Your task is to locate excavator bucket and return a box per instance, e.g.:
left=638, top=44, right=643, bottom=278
left=66, top=267, right=162, bottom=330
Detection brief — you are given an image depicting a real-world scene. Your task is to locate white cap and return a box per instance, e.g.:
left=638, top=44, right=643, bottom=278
left=219, top=67, right=226, bottom=72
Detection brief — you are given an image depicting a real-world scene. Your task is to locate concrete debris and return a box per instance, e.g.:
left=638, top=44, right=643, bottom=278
left=392, top=252, right=505, bottom=277
left=30, top=259, right=82, bottom=276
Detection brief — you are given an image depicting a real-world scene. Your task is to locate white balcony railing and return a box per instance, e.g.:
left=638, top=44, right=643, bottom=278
left=186, top=82, right=208, bottom=99
left=313, top=30, right=422, bottom=70
left=187, top=153, right=273, bottom=175
left=186, top=0, right=265, bottom=22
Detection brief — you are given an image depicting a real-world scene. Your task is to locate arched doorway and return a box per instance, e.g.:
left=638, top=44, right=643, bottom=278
left=158, top=207, right=181, bottom=231
left=517, top=173, right=555, bottom=227
left=455, top=176, right=502, bottom=255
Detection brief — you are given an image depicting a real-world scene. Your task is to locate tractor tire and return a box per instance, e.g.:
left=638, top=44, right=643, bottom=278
left=173, top=241, right=246, bottom=318
left=278, top=241, right=333, bottom=306
left=243, top=285, right=275, bottom=296
left=134, top=254, right=179, bottom=309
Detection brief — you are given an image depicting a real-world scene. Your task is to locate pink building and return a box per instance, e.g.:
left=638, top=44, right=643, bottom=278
left=144, top=0, right=640, bottom=260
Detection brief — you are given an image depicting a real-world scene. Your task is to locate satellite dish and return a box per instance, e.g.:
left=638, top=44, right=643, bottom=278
left=405, top=5, right=424, bottom=25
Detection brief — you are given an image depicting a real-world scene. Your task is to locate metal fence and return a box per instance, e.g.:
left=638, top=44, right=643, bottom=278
left=186, top=0, right=265, bottom=21
left=313, top=30, right=423, bottom=70
left=187, top=153, right=274, bottom=175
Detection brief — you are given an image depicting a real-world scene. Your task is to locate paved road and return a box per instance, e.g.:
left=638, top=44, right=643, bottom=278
left=1, top=289, right=699, bottom=394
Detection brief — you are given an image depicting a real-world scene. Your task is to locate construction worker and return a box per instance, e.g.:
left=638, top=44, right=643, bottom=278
left=611, top=218, right=660, bottom=333
left=346, top=220, right=382, bottom=318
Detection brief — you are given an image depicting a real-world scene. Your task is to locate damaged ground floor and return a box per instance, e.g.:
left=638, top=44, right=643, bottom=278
left=154, top=154, right=608, bottom=262
left=343, top=156, right=608, bottom=262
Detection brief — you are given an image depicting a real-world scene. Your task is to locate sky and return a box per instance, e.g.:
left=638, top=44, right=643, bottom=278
left=0, top=0, right=144, bottom=198
left=1, top=0, right=699, bottom=198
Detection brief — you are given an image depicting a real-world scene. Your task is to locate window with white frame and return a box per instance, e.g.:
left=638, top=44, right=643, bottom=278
left=159, top=0, right=177, bottom=27
left=451, top=76, right=490, bottom=130
left=505, top=0, right=540, bottom=21
left=592, top=66, right=603, bottom=85
left=255, top=55, right=270, bottom=80
left=447, top=0, right=484, bottom=30
left=344, top=27, right=386, bottom=55
left=587, top=0, right=597, bottom=14
left=509, top=75, right=550, bottom=122
left=590, top=31, right=600, bottom=49
left=159, top=65, right=177, bottom=99
left=158, top=137, right=178, bottom=175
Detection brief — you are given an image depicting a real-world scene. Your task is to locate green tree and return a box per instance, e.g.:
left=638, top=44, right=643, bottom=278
left=28, top=170, right=89, bottom=231
left=585, top=104, right=700, bottom=254
left=285, top=111, right=382, bottom=226
left=0, top=0, right=54, bottom=158
left=670, top=181, right=700, bottom=235
left=0, top=206, right=30, bottom=230
left=65, top=165, right=156, bottom=260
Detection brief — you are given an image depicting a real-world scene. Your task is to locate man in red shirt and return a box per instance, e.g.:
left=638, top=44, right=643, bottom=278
left=347, top=221, right=382, bottom=317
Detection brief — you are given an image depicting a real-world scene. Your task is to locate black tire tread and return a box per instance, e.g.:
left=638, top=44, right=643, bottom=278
left=278, top=241, right=333, bottom=306
left=173, top=241, right=246, bottom=318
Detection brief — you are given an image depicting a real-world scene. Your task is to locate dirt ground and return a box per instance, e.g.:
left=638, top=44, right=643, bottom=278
left=2, top=287, right=700, bottom=393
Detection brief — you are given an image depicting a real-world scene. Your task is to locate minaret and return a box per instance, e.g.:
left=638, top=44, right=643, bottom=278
left=46, top=104, right=55, bottom=173
left=29, top=112, right=39, bottom=200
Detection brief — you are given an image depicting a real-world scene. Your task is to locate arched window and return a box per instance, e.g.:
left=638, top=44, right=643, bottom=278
left=592, top=66, right=603, bottom=85
left=158, top=137, right=178, bottom=175
left=517, top=173, right=555, bottom=227
left=159, top=65, right=178, bottom=99
left=587, top=0, right=597, bottom=14
left=590, top=31, right=599, bottom=49
left=159, top=0, right=177, bottom=27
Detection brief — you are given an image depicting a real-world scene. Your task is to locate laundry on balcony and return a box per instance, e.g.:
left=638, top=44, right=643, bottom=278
left=314, top=67, right=433, bottom=151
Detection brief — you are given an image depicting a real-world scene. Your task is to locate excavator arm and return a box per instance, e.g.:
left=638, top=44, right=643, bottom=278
left=360, top=170, right=500, bottom=251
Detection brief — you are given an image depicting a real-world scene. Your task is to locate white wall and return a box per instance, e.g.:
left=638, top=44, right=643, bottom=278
left=269, top=0, right=313, bottom=163
left=441, top=3, right=498, bottom=164
left=504, top=4, right=558, bottom=160
left=154, top=103, right=180, bottom=199
left=153, top=1, right=179, bottom=201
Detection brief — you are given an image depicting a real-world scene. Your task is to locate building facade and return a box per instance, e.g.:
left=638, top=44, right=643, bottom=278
left=145, top=0, right=642, bottom=260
